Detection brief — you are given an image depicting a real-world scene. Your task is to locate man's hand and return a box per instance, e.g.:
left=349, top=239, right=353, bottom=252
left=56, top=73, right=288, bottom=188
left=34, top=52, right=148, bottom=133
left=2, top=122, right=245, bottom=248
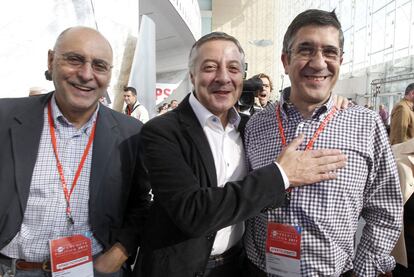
left=276, top=134, right=347, bottom=187
left=333, top=94, right=351, bottom=109
left=94, top=242, right=128, bottom=273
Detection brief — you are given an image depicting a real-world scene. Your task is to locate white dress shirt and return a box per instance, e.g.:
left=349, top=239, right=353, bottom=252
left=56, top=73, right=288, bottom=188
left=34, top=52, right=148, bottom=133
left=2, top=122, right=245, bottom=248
left=189, top=93, right=246, bottom=255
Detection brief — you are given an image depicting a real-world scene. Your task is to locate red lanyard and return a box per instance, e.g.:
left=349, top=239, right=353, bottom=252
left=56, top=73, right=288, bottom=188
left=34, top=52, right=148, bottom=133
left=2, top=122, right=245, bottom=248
left=276, top=105, right=337, bottom=150
left=47, top=101, right=97, bottom=225
left=276, top=105, right=337, bottom=193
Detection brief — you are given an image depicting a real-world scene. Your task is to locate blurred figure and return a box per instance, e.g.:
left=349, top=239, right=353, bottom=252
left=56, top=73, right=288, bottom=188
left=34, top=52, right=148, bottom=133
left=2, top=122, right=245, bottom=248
left=157, top=103, right=169, bottom=115
left=251, top=73, right=273, bottom=113
left=28, top=86, right=47, bottom=96
left=391, top=138, right=414, bottom=276
left=169, top=99, right=178, bottom=110
left=379, top=104, right=390, bottom=134
left=390, top=83, right=414, bottom=145
left=379, top=104, right=389, bottom=125
left=123, top=86, right=149, bottom=123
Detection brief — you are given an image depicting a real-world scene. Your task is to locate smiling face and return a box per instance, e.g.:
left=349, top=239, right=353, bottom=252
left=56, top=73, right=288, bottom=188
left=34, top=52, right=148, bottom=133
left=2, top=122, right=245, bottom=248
left=282, top=25, right=342, bottom=113
left=48, top=27, right=113, bottom=121
left=190, top=39, right=244, bottom=124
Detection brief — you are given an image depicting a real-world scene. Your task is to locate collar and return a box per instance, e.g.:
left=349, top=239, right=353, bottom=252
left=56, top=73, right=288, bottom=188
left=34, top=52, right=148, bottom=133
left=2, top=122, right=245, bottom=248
left=403, top=98, right=414, bottom=110
left=51, top=94, right=98, bottom=133
left=189, top=91, right=241, bottom=128
left=279, top=87, right=334, bottom=120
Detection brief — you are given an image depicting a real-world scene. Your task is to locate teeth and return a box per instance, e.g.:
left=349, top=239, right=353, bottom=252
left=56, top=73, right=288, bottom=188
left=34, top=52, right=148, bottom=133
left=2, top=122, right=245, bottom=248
left=73, top=84, right=92, bottom=91
left=306, top=76, right=326, bottom=81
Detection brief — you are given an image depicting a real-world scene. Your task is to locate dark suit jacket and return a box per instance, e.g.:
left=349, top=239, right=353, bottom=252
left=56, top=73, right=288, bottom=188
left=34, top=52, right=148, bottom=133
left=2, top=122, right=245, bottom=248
left=0, top=92, right=151, bottom=258
left=135, top=94, right=286, bottom=277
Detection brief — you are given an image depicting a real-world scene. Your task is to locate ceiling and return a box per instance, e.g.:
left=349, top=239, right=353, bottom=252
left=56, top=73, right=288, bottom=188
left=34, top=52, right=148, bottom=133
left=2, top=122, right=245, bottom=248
left=139, top=0, right=197, bottom=53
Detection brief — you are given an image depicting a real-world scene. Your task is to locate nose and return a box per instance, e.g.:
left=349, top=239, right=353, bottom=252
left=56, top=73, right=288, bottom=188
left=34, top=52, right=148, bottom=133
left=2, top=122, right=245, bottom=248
left=214, top=67, right=231, bottom=84
left=308, top=50, right=328, bottom=70
left=76, top=62, right=94, bottom=81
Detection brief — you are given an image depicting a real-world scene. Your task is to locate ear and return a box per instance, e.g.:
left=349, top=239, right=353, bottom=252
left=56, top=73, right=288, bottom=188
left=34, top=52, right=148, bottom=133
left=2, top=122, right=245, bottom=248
left=281, top=53, right=289, bottom=75
left=339, top=56, right=344, bottom=65
left=190, top=72, right=195, bottom=86
left=47, top=49, right=54, bottom=74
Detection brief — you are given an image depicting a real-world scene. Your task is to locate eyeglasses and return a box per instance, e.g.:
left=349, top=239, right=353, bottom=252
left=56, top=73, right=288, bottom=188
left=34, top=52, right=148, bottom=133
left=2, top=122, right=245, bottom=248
left=289, top=45, right=343, bottom=62
left=58, top=52, right=113, bottom=74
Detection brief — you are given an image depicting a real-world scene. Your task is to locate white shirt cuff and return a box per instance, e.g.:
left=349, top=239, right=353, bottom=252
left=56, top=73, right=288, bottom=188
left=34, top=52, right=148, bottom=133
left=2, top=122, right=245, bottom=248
left=274, top=162, right=290, bottom=190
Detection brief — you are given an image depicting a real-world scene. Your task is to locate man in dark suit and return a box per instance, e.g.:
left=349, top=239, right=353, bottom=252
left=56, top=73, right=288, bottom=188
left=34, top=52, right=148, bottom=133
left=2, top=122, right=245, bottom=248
left=0, top=26, right=150, bottom=277
left=134, top=32, right=347, bottom=277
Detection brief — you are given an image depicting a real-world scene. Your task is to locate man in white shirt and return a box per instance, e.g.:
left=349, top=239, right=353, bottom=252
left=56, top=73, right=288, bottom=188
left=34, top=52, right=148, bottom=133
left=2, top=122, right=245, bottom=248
left=123, top=86, right=149, bottom=123
left=133, top=32, right=347, bottom=277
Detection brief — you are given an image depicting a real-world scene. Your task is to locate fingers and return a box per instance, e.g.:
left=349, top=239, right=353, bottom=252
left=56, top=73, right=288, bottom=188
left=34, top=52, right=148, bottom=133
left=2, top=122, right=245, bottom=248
left=333, top=94, right=350, bottom=109
left=309, top=148, right=344, bottom=158
left=316, top=159, right=347, bottom=173
left=312, top=152, right=347, bottom=166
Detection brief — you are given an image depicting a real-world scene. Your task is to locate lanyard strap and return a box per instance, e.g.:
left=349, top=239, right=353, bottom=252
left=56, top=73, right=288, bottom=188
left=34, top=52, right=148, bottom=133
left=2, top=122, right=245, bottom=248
left=47, top=101, right=97, bottom=224
left=276, top=105, right=337, bottom=150
left=276, top=105, right=337, bottom=195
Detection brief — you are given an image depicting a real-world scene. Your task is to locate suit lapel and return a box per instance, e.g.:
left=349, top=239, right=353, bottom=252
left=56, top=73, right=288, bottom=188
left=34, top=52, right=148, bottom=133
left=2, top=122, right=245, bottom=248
left=177, top=96, right=218, bottom=187
left=11, top=93, right=52, bottom=210
left=89, top=106, right=118, bottom=207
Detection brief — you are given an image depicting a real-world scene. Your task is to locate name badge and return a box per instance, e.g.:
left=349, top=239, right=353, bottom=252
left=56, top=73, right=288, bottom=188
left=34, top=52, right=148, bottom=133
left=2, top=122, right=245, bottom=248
left=49, top=234, right=93, bottom=277
left=265, top=222, right=301, bottom=277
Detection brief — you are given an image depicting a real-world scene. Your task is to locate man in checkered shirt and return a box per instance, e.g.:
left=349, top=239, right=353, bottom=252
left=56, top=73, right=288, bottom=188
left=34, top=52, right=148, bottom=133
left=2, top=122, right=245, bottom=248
left=243, top=9, right=403, bottom=277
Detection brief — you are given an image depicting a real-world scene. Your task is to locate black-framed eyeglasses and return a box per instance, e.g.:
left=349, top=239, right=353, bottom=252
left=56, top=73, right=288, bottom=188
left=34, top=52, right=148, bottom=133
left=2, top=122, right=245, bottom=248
left=58, top=52, right=113, bottom=74
left=289, top=44, right=343, bottom=62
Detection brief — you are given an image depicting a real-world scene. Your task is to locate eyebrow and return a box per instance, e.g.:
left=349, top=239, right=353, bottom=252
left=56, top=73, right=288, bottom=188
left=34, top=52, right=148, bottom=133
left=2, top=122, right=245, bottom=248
left=63, top=51, right=111, bottom=64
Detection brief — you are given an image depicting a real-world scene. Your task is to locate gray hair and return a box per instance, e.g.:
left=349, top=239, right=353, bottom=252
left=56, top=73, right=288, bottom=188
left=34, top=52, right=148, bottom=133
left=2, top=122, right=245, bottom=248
left=188, top=32, right=245, bottom=74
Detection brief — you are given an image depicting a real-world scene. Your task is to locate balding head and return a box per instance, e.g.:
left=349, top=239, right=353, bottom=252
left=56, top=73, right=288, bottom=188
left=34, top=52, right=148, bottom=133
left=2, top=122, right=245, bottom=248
left=53, top=26, right=113, bottom=58
left=47, top=26, right=114, bottom=128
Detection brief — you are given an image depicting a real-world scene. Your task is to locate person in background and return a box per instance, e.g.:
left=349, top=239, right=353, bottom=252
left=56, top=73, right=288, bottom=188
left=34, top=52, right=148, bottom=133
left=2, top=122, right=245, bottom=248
left=390, top=83, right=414, bottom=145
left=379, top=104, right=389, bottom=125
left=123, top=86, right=150, bottom=123
left=391, top=138, right=414, bottom=277
left=0, top=26, right=151, bottom=277
left=169, top=99, right=178, bottom=110
left=243, top=9, right=402, bottom=276
left=390, top=86, right=414, bottom=277
left=379, top=104, right=390, bottom=134
left=157, top=103, right=169, bottom=116
left=252, top=73, right=273, bottom=113
left=29, top=86, right=47, bottom=97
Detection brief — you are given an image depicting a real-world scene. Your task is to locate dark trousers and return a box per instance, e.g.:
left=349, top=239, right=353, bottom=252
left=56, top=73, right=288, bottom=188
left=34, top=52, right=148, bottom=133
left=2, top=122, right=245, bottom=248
left=242, top=258, right=266, bottom=277
left=203, top=252, right=245, bottom=277
left=203, top=242, right=244, bottom=277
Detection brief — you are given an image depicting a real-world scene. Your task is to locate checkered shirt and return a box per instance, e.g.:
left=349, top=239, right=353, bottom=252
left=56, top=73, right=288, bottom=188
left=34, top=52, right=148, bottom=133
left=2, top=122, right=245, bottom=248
left=1, top=96, right=103, bottom=261
left=244, top=91, right=403, bottom=276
